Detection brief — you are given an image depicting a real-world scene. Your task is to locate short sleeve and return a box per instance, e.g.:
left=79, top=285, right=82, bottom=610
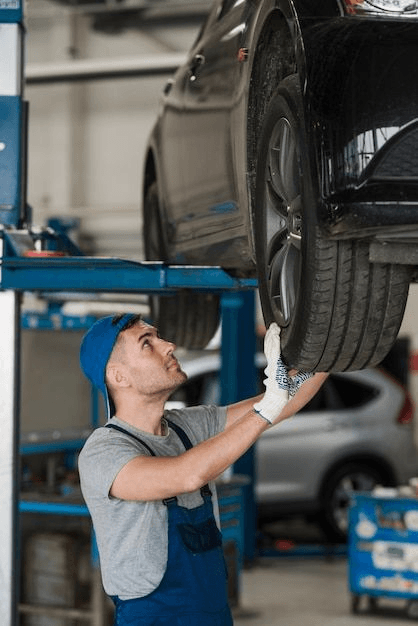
left=165, top=405, right=227, bottom=446
left=78, top=429, right=142, bottom=501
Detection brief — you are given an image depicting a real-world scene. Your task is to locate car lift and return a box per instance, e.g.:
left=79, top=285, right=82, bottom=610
left=1, top=6, right=259, bottom=624
left=1, top=238, right=260, bottom=625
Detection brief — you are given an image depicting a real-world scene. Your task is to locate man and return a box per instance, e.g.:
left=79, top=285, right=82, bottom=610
left=78, top=313, right=327, bottom=625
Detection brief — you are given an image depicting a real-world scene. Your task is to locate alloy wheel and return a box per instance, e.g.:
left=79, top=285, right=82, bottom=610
left=263, top=116, right=303, bottom=327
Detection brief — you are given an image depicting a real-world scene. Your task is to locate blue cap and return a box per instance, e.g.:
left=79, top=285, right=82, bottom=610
left=80, top=314, right=137, bottom=419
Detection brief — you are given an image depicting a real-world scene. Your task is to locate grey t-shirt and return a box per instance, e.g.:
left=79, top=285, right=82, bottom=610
left=78, top=405, right=227, bottom=600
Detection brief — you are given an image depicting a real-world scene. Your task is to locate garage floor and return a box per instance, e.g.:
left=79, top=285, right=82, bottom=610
left=233, top=557, right=410, bottom=626
left=233, top=520, right=412, bottom=626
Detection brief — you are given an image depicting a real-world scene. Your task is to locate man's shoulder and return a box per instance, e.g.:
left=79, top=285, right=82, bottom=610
left=165, top=405, right=226, bottom=443
left=78, top=423, right=141, bottom=485
left=79, top=426, right=107, bottom=462
left=79, top=424, right=133, bottom=462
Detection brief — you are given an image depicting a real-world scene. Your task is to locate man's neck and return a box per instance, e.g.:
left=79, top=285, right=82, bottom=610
left=113, top=396, right=168, bottom=435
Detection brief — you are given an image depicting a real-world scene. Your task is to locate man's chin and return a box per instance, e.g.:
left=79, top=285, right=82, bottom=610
left=178, top=370, right=188, bottom=384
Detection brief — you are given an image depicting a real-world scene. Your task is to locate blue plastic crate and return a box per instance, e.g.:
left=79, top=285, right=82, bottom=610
left=348, top=492, right=418, bottom=617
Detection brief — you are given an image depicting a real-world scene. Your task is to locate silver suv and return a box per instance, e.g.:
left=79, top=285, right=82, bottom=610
left=170, top=351, right=418, bottom=541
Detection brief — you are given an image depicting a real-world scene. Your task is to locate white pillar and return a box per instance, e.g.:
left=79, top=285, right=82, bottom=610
left=0, top=289, right=21, bottom=626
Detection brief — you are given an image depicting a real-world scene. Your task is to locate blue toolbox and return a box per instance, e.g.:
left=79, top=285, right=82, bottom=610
left=348, top=491, right=418, bottom=618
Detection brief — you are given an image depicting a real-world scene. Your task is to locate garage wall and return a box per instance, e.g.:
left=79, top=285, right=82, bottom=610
left=21, top=329, right=92, bottom=435
left=21, top=1, right=201, bottom=432
left=25, top=0, right=198, bottom=259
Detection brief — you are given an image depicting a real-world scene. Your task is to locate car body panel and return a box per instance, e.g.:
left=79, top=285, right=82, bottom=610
left=144, top=0, right=418, bottom=269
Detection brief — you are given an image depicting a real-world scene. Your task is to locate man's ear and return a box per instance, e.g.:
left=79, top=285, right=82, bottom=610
left=106, top=363, right=130, bottom=389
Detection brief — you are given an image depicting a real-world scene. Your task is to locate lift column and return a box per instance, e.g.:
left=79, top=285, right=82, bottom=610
left=0, top=1, right=25, bottom=623
left=0, top=0, right=26, bottom=227
left=221, top=291, right=257, bottom=563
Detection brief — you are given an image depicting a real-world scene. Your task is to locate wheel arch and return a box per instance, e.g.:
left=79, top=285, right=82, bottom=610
left=318, top=453, right=398, bottom=502
left=143, top=148, right=157, bottom=200
left=142, top=147, right=172, bottom=258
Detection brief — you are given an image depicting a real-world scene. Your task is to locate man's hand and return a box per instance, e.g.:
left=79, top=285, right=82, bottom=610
left=253, top=323, right=313, bottom=423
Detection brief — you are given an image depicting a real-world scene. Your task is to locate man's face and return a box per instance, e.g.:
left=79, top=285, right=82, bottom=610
left=111, top=321, right=187, bottom=397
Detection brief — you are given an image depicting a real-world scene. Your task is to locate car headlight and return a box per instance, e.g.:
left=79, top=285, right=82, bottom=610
left=342, top=0, right=418, bottom=16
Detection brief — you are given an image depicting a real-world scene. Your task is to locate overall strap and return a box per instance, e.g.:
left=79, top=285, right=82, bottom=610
left=106, top=422, right=174, bottom=507
left=105, top=420, right=212, bottom=499
left=166, top=419, right=212, bottom=498
left=105, top=423, right=156, bottom=457
left=166, top=419, right=193, bottom=450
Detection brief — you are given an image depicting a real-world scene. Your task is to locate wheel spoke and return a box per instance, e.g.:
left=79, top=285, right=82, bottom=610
left=261, top=114, right=303, bottom=326
left=265, top=178, right=288, bottom=243
left=269, top=118, right=300, bottom=204
left=269, top=241, right=301, bottom=325
left=288, top=194, right=303, bottom=251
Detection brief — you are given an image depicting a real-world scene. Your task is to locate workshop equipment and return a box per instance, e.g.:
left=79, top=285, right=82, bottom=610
left=348, top=491, right=418, bottom=619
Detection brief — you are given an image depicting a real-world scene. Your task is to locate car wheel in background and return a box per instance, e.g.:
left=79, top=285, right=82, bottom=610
left=143, top=182, right=220, bottom=348
left=319, top=461, right=387, bottom=542
left=254, top=75, right=411, bottom=372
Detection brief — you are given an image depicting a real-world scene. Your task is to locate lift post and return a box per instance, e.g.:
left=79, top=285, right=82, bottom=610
left=0, top=0, right=26, bottom=228
left=0, top=2, right=25, bottom=622
left=221, top=290, right=257, bottom=562
left=0, top=290, right=21, bottom=624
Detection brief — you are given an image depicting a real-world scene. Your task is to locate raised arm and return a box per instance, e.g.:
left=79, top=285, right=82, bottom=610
left=109, top=324, right=327, bottom=503
left=225, top=370, right=328, bottom=429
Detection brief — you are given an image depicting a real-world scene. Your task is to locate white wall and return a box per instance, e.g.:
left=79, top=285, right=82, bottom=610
left=21, top=1, right=201, bottom=432
left=25, top=1, right=199, bottom=259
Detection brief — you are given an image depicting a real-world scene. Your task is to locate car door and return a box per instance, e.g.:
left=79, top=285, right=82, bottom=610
left=174, top=0, right=252, bottom=244
left=155, top=3, right=219, bottom=229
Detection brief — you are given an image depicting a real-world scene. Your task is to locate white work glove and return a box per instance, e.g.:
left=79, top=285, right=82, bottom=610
left=253, top=323, right=313, bottom=424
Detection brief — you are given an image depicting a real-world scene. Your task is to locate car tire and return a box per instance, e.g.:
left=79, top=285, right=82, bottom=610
left=319, top=461, right=386, bottom=542
left=254, top=74, right=411, bottom=372
left=143, top=182, right=220, bottom=349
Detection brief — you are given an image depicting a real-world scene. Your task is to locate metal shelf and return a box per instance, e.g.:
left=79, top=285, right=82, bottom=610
left=1, top=256, right=257, bottom=293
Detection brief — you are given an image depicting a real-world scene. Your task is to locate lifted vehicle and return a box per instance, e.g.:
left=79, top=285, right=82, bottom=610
left=143, top=0, right=418, bottom=372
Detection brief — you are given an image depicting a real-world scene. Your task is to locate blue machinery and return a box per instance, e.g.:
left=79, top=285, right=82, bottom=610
left=1, top=241, right=259, bottom=625
left=0, top=1, right=261, bottom=623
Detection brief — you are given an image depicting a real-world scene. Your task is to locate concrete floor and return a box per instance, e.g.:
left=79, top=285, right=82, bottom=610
left=233, top=557, right=413, bottom=626
left=232, top=519, right=414, bottom=626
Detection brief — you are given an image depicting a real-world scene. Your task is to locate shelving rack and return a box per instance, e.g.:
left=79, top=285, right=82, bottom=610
left=0, top=228, right=258, bottom=625
left=0, top=0, right=260, bottom=622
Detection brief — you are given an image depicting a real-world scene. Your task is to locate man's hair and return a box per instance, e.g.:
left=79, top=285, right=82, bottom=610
left=107, top=314, right=142, bottom=366
left=112, top=313, right=142, bottom=331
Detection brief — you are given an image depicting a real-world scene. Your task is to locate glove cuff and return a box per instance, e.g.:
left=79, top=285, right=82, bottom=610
left=253, top=393, right=288, bottom=424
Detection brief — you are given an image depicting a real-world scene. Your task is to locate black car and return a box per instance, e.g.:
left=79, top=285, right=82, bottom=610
left=143, top=0, right=418, bottom=372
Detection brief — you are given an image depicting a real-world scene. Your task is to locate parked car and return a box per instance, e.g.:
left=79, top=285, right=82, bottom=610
left=143, top=0, right=418, bottom=372
left=168, top=350, right=418, bottom=540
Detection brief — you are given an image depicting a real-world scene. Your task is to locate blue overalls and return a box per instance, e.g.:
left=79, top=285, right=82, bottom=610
left=106, top=420, right=233, bottom=626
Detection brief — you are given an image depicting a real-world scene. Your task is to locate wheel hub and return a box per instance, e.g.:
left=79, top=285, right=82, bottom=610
left=263, top=117, right=303, bottom=326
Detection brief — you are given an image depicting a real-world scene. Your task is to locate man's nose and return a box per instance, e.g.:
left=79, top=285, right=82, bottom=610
left=161, top=337, right=176, bottom=353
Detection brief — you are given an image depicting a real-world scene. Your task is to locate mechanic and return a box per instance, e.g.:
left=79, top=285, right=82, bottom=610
left=78, top=313, right=327, bottom=626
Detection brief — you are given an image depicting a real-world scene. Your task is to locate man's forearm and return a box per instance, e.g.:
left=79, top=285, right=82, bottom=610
left=186, top=372, right=328, bottom=489
left=182, top=408, right=269, bottom=490
left=109, top=372, right=329, bottom=502
left=225, top=372, right=328, bottom=429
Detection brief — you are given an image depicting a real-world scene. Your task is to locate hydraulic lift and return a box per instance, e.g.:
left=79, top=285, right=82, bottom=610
left=0, top=232, right=259, bottom=625
left=0, top=2, right=259, bottom=623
